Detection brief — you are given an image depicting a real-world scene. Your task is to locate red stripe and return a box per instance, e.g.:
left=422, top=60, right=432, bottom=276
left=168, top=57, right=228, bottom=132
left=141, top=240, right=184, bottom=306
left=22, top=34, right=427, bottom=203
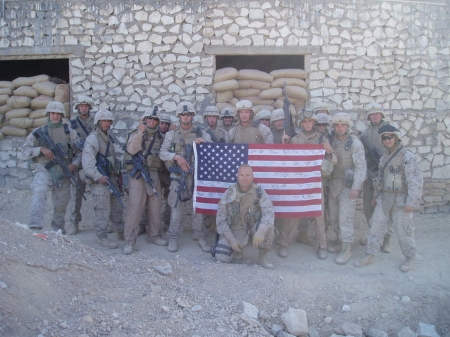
left=254, top=177, right=321, bottom=184
left=248, top=144, right=325, bottom=150
left=195, top=208, right=217, bottom=215
left=264, top=188, right=322, bottom=195
left=196, top=197, right=221, bottom=204
left=252, top=166, right=321, bottom=173
left=196, top=186, right=228, bottom=193
left=249, top=155, right=324, bottom=161
left=275, top=211, right=322, bottom=218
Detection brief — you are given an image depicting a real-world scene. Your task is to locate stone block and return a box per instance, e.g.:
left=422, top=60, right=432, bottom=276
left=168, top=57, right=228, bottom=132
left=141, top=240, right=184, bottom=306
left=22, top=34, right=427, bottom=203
left=280, top=308, right=308, bottom=336
left=398, top=327, right=418, bottom=337
left=335, top=322, right=362, bottom=337
left=367, top=329, right=389, bottom=337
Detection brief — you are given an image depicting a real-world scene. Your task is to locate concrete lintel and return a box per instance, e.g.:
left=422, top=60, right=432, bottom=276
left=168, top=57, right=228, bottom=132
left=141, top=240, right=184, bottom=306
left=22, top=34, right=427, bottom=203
left=205, top=46, right=320, bottom=55
left=0, top=46, right=85, bottom=59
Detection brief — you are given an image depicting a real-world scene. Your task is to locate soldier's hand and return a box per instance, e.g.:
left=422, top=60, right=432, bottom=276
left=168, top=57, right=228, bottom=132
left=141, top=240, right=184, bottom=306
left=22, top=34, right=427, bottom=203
left=194, top=137, right=206, bottom=144
left=323, top=140, right=332, bottom=153
left=371, top=198, right=377, bottom=207
left=282, top=134, right=290, bottom=144
left=40, top=147, right=55, bottom=161
left=67, top=163, right=76, bottom=172
left=349, top=189, right=359, bottom=200
left=253, top=230, right=265, bottom=248
left=138, top=121, right=147, bottom=133
left=97, top=176, right=109, bottom=184
left=404, top=205, right=413, bottom=213
left=229, top=237, right=243, bottom=252
left=174, top=154, right=190, bottom=172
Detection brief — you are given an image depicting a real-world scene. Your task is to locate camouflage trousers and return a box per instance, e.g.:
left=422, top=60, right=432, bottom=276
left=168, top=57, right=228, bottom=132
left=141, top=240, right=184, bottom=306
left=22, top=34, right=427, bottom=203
left=29, top=167, right=71, bottom=231
left=90, top=179, right=124, bottom=239
left=363, top=179, right=394, bottom=235
left=124, top=172, right=162, bottom=245
left=159, top=169, right=171, bottom=227
left=215, top=225, right=274, bottom=263
left=366, top=197, right=416, bottom=258
left=68, top=170, right=86, bottom=225
left=167, top=180, right=206, bottom=240
left=329, top=187, right=356, bottom=243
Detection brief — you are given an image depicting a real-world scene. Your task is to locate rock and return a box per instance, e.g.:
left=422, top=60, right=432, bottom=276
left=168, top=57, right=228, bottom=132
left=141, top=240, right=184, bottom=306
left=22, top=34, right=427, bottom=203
left=271, top=323, right=284, bottom=336
left=308, top=326, right=320, bottom=337
left=401, top=296, right=411, bottom=304
left=280, top=308, right=308, bottom=336
left=398, top=327, right=418, bottom=337
left=335, top=322, right=362, bottom=337
left=341, top=304, right=351, bottom=312
left=241, top=301, right=258, bottom=319
left=191, top=305, right=202, bottom=312
left=176, top=297, right=190, bottom=309
left=240, top=313, right=260, bottom=326
left=83, top=315, right=93, bottom=323
left=417, top=323, right=440, bottom=337
left=325, top=305, right=332, bottom=312
left=152, top=260, right=172, bottom=275
left=367, top=328, right=389, bottom=337
left=60, top=321, right=68, bottom=328
left=161, top=305, right=170, bottom=313
left=324, top=317, right=333, bottom=324
left=279, top=332, right=296, bottom=337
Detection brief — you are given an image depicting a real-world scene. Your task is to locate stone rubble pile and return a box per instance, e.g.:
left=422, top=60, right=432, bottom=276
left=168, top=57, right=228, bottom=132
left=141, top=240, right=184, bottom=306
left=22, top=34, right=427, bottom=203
left=0, top=76, right=70, bottom=139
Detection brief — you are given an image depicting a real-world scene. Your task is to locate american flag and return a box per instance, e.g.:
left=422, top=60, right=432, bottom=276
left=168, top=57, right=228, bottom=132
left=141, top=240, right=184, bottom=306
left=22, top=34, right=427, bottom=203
left=193, top=143, right=325, bottom=218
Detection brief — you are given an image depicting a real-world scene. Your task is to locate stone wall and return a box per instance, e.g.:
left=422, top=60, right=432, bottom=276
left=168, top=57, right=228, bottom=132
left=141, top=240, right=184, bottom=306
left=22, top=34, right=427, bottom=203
left=0, top=0, right=449, bottom=213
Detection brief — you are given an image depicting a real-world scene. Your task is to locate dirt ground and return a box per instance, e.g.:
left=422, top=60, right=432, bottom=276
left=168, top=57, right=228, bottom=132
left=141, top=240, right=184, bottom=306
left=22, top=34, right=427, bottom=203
left=0, top=187, right=449, bottom=337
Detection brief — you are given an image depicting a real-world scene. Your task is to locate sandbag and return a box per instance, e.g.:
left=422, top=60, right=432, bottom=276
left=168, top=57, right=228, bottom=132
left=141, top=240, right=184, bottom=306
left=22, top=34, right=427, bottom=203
left=213, top=80, right=239, bottom=92
left=2, top=125, right=28, bottom=137
left=286, top=86, right=308, bottom=100
left=0, top=95, right=9, bottom=105
left=216, top=91, right=233, bottom=103
left=254, top=105, right=274, bottom=113
left=10, top=117, right=33, bottom=129
left=259, top=88, right=283, bottom=100
left=274, top=98, right=305, bottom=109
left=216, top=103, right=235, bottom=111
left=237, top=80, right=252, bottom=89
left=30, top=95, right=53, bottom=110
left=0, top=130, right=3, bottom=140
left=32, top=81, right=58, bottom=97
left=0, top=88, right=12, bottom=95
left=54, top=84, right=70, bottom=103
left=13, top=86, right=39, bottom=98
left=64, top=102, right=70, bottom=117
left=270, top=69, right=307, bottom=79
left=237, top=80, right=271, bottom=90
left=272, top=77, right=307, bottom=88
left=241, top=97, right=275, bottom=106
left=6, top=108, right=32, bottom=120
left=237, top=69, right=273, bottom=83
left=233, top=88, right=261, bottom=99
left=29, top=109, right=46, bottom=119
left=229, top=98, right=239, bottom=107
left=33, top=74, right=51, bottom=83
left=0, top=81, right=13, bottom=89
left=214, top=67, right=238, bottom=83
left=0, top=118, right=10, bottom=128
left=0, top=114, right=4, bottom=124
left=7, top=96, right=31, bottom=108
left=0, top=105, right=13, bottom=114
left=12, top=75, right=50, bottom=88
left=33, top=117, right=48, bottom=128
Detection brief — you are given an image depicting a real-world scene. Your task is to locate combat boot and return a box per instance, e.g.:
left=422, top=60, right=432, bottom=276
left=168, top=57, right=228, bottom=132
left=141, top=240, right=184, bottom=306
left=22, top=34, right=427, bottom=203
left=381, top=234, right=392, bottom=253
left=317, top=248, right=327, bottom=260
left=297, top=231, right=315, bottom=246
left=167, top=239, right=178, bottom=253
left=258, top=249, right=274, bottom=269
left=400, top=257, right=414, bottom=272
left=66, top=222, right=78, bottom=235
left=123, top=243, right=134, bottom=255
left=335, top=242, right=351, bottom=265
left=97, top=237, right=118, bottom=249
left=278, top=246, right=288, bottom=258
left=353, top=253, right=375, bottom=268
left=327, top=241, right=341, bottom=254
left=198, top=238, right=211, bottom=253
left=117, top=231, right=125, bottom=240
left=28, top=223, right=43, bottom=230
left=147, top=235, right=168, bottom=246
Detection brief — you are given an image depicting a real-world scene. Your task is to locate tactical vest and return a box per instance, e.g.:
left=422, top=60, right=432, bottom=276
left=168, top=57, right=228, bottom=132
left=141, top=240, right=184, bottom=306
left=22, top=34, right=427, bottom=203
left=331, top=134, right=355, bottom=183
left=171, top=125, right=203, bottom=158
left=232, top=122, right=263, bottom=144
left=272, top=129, right=284, bottom=144
left=93, top=129, right=119, bottom=175
left=70, top=115, right=95, bottom=141
left=123, top=128, right=163, bottom=172
left=35, top=123, right=72, bottom=166
left=381, top=146, right=408, bottom=194
left=364, top=122, right=386, bottom=155
left=205, top=126, right=226, bottom=143
left=227, top=185, right=262, bottom=231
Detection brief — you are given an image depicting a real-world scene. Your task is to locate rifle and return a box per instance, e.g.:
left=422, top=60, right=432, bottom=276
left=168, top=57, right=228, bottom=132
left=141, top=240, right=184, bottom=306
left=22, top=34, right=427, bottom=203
left=95, top=153, right=126, bottom=209
left=126, top=151, right=159, bottom=196
left=282, top=81, right=292, bottom=134
left=168, top=144, right=195, bottom=208
left=205, top=128, right=224, bottom=143
left=359, top=133, right=382, bottom=170
left=33, top=127, right=82, bottom=192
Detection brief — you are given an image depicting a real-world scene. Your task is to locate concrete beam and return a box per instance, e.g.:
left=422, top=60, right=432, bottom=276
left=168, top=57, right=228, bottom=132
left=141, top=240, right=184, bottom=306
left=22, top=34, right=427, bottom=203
left=0, top=46, right=85, bottom=59
left=205, top=46, right=320, bottom=55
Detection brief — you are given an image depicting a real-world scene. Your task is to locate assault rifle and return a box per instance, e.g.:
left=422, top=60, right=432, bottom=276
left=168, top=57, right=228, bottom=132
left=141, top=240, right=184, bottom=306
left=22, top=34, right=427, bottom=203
left=33, top=127, right=81, bottom=190
left=282, top=82, right=292, bottom=133
left=205, top=128, right=225, bottom=143
left=96, top=153, right=126, bottom=209
left=168, top=144, right=195, bottom=208
left=127, top=151, right=158, bottom=196
left=359, top=133, right=382, bottom=170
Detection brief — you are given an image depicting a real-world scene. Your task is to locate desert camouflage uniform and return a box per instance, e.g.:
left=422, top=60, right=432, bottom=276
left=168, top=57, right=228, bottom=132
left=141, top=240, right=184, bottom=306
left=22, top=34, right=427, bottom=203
left=329, top=133, right=367, bottom=243
left=366, top=146, right=422, bottom=258
left=123, top=127, right=164, bottom=245
left=229, top=122, right=273, bottom=144
left=82, top=128, right=124, bottom=239
left=159, top=166, right=171, bottom=228
left=68, top=115, right=95, bottom=227
left=22, top=122, right=81, bottom=232
left=214, top=183, right=275, bottom=263
left=159, top=125, right=212, bottom=241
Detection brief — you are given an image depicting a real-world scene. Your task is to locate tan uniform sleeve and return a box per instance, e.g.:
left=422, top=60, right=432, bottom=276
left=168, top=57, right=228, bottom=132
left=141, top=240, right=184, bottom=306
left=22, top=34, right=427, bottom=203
left=351, top=137, right=367, bottom=190
left=323, top=139, right=337, bottom=164
left=69, top=128, right=82, bottom=167
left=159, top=130, right=176, bottom=162
left=82, top=134, right=103, bottom=182
left=216, top=187, right=234, bottom=235
left=259, top=124, right=274, bottom=144
left=404, top=151, right=423, bottom=208
left=22, top=131, right=41, bottom=160
left=126, top=130, right=143, bottom=155
left=228, top=126, right=236, bottom=143
left=258, top=186, right=275, bottom=229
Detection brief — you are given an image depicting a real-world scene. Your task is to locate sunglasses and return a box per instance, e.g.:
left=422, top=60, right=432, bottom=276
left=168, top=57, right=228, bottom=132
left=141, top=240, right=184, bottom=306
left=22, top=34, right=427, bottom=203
left=261, top=119, right=270, bottom=122
left=316, top=123, right=327, bottom=127
left=223, top=116, right=234, bottom=119
left=180, top=112, right=193, bottom=116
left=382, top=135, right=395, bottom=141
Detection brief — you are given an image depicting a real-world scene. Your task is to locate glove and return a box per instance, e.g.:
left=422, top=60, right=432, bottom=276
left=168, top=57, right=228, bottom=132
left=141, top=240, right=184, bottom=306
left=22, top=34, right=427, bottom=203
left=224, top=231, right=243, bottom=252
left=253, top=230, right=265, bottom=248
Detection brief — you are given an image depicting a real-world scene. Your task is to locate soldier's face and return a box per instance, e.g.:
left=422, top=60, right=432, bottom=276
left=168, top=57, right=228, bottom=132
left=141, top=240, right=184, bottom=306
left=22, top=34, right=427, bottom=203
left=99, top=120, right=112, bottom=131
left=301, top=119, right=315, bottom=132
left=239, top=110, right=252, bottom=124
left=369, top=113, right=383, bottom=124
left=316, top=123, right=328, bottom=133
left=145, top=117, right=159, bottom=129
left=159, top=121, right=170, bottom=134
left=78, top=104, right=90, bottom=116
left=179, top=112, right=193, bottom=126
left=273, top=119, right=285, bottom=130
left=382, top=133, right=397, bottom=150
left=222, top=116, right=234, bottom=126
left=206, top=115, right=218, bottom=127
left=334, top=123, right=348, bottom=136
left=49, top=112, right=63, bottom=123
left=260, top=119, right=270, bottom=127
left=237, top=166, right=254, bottom=191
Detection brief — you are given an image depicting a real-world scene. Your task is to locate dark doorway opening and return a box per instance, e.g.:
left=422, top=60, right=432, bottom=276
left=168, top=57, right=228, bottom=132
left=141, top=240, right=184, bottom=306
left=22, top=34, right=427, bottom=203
left=0, top=59, right=69, bottom=82
left=216, top=55, right=305, bottom=73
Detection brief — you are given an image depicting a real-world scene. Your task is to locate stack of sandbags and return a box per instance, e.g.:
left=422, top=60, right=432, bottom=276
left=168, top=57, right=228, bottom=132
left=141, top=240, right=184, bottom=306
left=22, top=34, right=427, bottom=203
left=0, top=75, right=70, bottom=137
left=213, top=67, right=308, bottom=122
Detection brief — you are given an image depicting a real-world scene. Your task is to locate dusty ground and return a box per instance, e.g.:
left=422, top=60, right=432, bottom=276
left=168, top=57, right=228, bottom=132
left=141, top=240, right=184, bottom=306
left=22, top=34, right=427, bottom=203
left=0, top=187, right=449, bottom=337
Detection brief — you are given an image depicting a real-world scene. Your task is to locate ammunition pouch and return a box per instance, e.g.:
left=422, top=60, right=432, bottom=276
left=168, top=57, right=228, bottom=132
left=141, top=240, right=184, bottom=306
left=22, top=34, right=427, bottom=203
left=79, top=169, right=95, bottom=185
left=344, top=168, right=354, bottom=189
left=383, top=173, right=405, bottom=193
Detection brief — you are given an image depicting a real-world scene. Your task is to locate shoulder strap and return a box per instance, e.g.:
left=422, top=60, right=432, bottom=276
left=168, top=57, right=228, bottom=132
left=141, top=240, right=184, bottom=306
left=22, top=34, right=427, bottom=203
left=63, top=123, right=70, bottom=134
left=379, top=145, right=404, bottom=176
left=76, top=117, right=90, bottom=136
left=345, top=135, right=353, bottom=150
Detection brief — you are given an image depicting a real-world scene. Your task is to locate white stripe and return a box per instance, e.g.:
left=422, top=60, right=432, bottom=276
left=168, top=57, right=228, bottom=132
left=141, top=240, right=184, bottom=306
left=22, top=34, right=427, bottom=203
left=258, top=183, right=322, bottom=191
left=248, top=149, right=325, bottom=156
left=268, top=193, right=322, bottom=201
left=253, top=171, right=321, bottom=179
left=249, top=159, right=323, bottom=167
left=195, top=202, right=219, bottom=210
left=196, top=180, right=233, bottom=189
left=274, top=204, right=322, bottom=213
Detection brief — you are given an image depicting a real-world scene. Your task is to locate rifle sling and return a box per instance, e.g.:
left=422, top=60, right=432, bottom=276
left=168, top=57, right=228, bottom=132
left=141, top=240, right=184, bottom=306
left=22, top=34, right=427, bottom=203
left=144, top=132, right=157, bottom=158
left=76, top=117, right=90, bottom=137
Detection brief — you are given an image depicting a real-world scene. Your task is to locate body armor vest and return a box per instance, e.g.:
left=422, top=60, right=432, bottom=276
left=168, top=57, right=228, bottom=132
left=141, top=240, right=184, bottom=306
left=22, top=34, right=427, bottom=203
left=381, top=146, right=408, bottom=194
left=232, top=123, right=263, bottom=144
left=205, top=126, right=226, bottom=143
left=35, top=123, right=72, bottom=166
left=364, top=122, right=386, bottom=155
left=93, top=129, right=118, bottom=174
left=227, top=186, right=262, bottom=232
left=331, top=134, right=355, bottom=183
left=124, top=128, right=163, bottom=171
left=171, top=125, right=203, bottom=159
left=71, top=115, right=95, bottom=141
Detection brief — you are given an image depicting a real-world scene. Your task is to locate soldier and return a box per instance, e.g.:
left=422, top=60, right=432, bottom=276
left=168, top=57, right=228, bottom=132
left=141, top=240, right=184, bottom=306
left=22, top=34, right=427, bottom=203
left=354, top=124, right=422, bottom=272
left=213, top=164, right=275, bottom=269
left=327, top=112, right=367, bottom=265
left=203, top=106, right=230, bottom=143
left=159, top=113, right=172, bottom=230
left=229, top=100, right=273, bottom=144
left=254, top=109, right=272, bottom=128
left=270, top=108, right=291, bottom=144
left=359, top=103, right=393, bottom=250
left=315, top=113, right=332, bottom=142
left=122, top=108, right=168, bottom=255
left=220, top=107, right=236, bottom=132
left=312, top=102, right=331, bottom=115
left=278, top=109, right=336, bottom=259
left=66, top=96, right=95, bottom=235
left=82, top=110, right=124, bottom=249
left=159, top=102, right=212, bottom=253
left=22, top=102, right=81, bottom=233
